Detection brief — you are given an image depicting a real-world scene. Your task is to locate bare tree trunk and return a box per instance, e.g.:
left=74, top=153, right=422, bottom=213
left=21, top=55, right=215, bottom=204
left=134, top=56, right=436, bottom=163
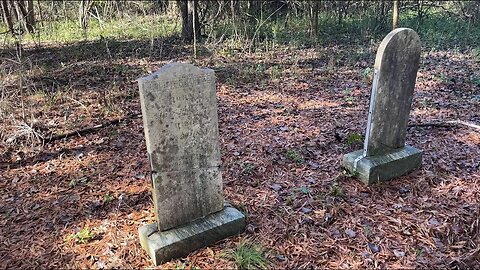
left=312, top=1, right=319, bottom=38
left=13, top=1, right=28, bottom=33
left=0, top=0, right=14, bottom=34
left=393, top=0, right=399, bottom=29
left=337, top=1, right=343, bottom=24
left=178, top=0, right=199, bottom=42
left=192, top=0, right=200, bottom=39
left=178, top=0, right=188, bottom=40
left=230, top=0, right=238, bottom=40
left=79, top=0, right=91, bottom=38
left=192, top=0, right=197, bottom=58
left=25, top=0, right=35, bottom=32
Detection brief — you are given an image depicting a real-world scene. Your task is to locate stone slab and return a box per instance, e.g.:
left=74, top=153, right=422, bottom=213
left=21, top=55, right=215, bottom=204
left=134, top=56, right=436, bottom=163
left=139, top=204, right=245, bottom=266
left=343, top=145, right=422, bottom=185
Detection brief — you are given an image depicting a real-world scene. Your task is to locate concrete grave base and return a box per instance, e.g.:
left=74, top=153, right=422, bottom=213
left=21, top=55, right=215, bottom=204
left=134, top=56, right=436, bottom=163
left=343, top=145, right=422, bottom=185
left=138, top=204, right=245, bottom=266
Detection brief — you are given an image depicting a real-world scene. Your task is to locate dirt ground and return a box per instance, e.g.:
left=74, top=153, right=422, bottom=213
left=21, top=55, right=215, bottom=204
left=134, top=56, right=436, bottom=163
left=0, top=38, right=479, bottom=269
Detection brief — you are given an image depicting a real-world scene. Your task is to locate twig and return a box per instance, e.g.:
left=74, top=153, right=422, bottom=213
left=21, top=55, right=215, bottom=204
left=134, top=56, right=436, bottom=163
left=65, top=96, right=88, bottom=109
left=409, top=120, right=480, bottom=131
left=248, top=3, right=286, bottom=53
left=44, top=113, right=141, bottom=143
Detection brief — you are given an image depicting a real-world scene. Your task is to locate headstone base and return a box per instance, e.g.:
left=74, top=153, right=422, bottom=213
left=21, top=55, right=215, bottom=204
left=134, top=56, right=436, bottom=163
left=343, top=145, right=422, bottom=185
left=138, top=204, right=245, bottom=266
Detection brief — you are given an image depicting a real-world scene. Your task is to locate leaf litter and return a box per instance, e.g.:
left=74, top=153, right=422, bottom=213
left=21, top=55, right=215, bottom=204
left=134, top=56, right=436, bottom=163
left=0, top=41, right=479, bottom=269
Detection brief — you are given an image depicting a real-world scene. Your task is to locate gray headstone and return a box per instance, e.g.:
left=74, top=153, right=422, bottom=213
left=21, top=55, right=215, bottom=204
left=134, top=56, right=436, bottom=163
left=364, top=28, right=421, bottom=156
left=138, top=63, right=224, bottom=231
left=343, top=28, right=423, bottom=184
left=137, top=63, right=245, bottom=265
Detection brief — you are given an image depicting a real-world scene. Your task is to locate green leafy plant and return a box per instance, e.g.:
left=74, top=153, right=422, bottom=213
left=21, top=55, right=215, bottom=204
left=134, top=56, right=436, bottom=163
left=270, top=65, right=282, bottom=79
left=255, top=63, right=266, bottom=73
left=412, top=247, right=423, bottom=257
left=346, top=132, right=364, bottom=145
left=286, top=149, right=304, bottom=164
left=104, top=193, right=115, bottom=203
left=471, top=76, right=480, bottom=87
left=68, top=227, right=96, bottom=244
left=173, top=262, right=201, bottom=270
left=286, top=186, right=310, bottom=206
left=363, top=225, right=371, bottom=237
left=343, top=88, right=355, bottom=104
left=241, top=163, right=256, bottom=176
left=419, top=97, right=432, bottom=108
left=329, top=182, right=344, bottom=197
left=4, top=211, right=13, bottom=220
left=362, top=67, right=373, bottom=82
left=293, top=186, right=310, bottom=194
left=69, top=176, right=89, bottom=188
left=342, top=168, right=359, bottom=178
left=223, top=241, right=269, bottom=270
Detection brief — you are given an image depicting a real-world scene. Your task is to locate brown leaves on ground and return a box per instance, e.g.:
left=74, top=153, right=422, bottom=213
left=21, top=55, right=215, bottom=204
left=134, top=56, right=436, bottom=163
left=0, top=40, right=479, bottom=269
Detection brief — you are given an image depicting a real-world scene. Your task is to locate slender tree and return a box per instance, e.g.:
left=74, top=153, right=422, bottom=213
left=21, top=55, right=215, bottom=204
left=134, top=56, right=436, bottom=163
left=1, top=0, right=14, bottom=34
left=25, top=0, right=35, bottom=32
left=393, top=0, right=399, bottom=29
left=178, top=0, right=199, bottom=42
left=309, top=1, right=319, bottom=38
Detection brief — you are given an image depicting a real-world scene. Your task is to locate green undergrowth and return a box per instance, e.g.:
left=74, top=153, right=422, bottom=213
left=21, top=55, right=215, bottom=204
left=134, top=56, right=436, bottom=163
left=210, top=10, right=479, bottom=51
left=1, top=14, right=178, bottom=45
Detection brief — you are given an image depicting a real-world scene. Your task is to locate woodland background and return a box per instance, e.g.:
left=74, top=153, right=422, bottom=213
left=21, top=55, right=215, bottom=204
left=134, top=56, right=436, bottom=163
left=0, top=1, right=479, bottom=269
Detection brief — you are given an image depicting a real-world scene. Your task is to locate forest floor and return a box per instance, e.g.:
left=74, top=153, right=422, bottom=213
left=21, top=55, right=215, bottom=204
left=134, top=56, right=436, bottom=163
left=0, top=36, right=479, bottom=269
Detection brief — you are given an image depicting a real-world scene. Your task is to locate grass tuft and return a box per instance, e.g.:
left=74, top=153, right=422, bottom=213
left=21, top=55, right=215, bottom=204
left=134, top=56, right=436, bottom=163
left=223, top=241, right=269, bottom=270
left=286, top=149, right=304, bottom=164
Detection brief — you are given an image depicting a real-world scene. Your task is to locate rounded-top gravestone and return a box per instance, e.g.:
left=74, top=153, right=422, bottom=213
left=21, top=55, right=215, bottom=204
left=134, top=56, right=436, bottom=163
left=365, top=28, right=421, bottom=156
left=343, top=28, right=423, bottom=185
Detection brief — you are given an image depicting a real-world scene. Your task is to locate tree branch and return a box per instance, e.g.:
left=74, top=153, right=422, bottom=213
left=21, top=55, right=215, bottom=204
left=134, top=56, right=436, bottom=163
left=43, top=113, right=142, bottom=144
left=409, top=120, right=480, bottom=131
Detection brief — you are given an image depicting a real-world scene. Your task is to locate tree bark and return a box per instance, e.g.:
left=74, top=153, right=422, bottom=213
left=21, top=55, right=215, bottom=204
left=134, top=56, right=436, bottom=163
left=393, top=0, right=399, bottom=29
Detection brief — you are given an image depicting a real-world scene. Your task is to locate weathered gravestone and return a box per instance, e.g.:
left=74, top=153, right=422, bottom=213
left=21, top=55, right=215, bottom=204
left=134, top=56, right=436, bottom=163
left=137, top=63, right=245, bottom=265
left=343, top=28, right=422, bottom=185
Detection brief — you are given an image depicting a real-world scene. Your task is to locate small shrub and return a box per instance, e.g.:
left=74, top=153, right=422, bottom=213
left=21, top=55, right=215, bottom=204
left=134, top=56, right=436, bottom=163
left=343, top=88, right=355, bottom=104
left=270, top=65, right=282, bottom=79
left=293, top=186, right=310, bottom=194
